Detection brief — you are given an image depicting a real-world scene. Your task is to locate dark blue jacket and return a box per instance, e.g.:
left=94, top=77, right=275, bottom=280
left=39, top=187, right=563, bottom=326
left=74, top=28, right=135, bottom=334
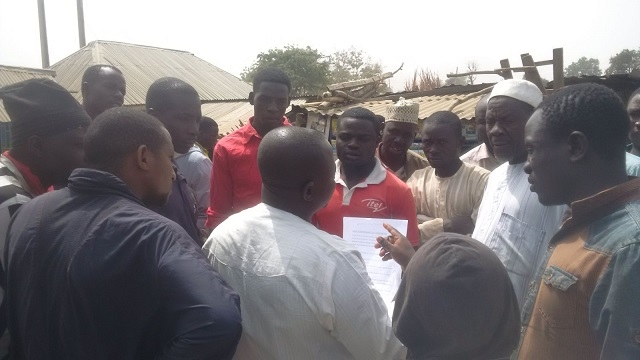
left=149, top=166, right=201, bottom=244
left=4, top=168, right=242, bottom=359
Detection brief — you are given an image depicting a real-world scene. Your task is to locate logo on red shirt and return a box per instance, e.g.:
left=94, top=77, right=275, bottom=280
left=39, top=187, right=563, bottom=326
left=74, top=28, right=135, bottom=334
left=361, top=198, right=387, bottom=213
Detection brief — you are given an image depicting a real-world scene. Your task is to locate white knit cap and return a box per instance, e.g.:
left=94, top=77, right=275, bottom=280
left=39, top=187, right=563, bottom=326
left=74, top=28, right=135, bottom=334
left=489, top=79, right=543, bottom=108
left=386, top=97, right=419, bottom=124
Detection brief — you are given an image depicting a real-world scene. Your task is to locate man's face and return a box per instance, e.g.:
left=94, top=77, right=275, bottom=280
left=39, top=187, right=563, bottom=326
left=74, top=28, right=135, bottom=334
left=39, top=127, right=87, bottom=187
left=83, top=68, right=126, bottom=116
left=152, top=92, right=202, bottom=154
left=381, top=121, right=417, bottom=157
left=250, top=81, right=290, bottom=136
left=627, top=94, right=640, bottom=149
left=143, top=129, right=176, bottom=207
left=523, top=110, right=570, bottom=206
left=197, top=125, right=219, bottom=151
left=486, top=97, right=532, bottom=164
left=336, top=117, right=379, bottom=168
left=475, top=98, right=490, bottom=147
left=421, top=123, right=462, bottom=170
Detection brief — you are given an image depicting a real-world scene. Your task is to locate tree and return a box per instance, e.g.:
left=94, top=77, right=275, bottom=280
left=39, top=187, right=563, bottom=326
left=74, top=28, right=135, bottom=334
left=241, top=45, right=330, bottom=96
left=466, top=61, right=478, bottom=85
left=404, top=68, right=442, bottom=92
left=605, top=48, right=640, bottom=75
left=444, top=76, right=467, bottom=86
left=329, top=47, right=385, bottom=84
left=564, top=57, right=602, bottom=77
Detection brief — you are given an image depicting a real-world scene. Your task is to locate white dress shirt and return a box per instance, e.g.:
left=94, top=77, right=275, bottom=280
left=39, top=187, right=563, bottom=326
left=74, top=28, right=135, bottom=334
left=203, top=203, right=405, bottom=360
left=472, top=162, right=567, bottom=308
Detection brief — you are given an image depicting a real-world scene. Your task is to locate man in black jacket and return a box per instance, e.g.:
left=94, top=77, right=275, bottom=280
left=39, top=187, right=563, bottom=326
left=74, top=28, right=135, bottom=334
left=4, top=108, right=242, bottom=359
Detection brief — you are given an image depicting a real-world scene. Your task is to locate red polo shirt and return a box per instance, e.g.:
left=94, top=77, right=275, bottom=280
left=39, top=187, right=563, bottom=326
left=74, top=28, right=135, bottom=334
left=206, top=117, right=290, bottom=229
left=313, top=158, right=420, bottom=246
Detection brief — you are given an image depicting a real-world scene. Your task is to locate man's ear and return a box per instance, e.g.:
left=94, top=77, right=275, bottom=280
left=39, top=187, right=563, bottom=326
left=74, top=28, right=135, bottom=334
left=81, top=82, right=88, bottom=99
left=147, top=107, right=156, bottom=117
left=248, top=92, right=255, bottom=105
left=567, top=131, right=588, bottom=162
left=135, top=145, right=152, bottom=171
left=302, top=181, right=314, bottom=202
left=26, top=135, right=45, bottom=159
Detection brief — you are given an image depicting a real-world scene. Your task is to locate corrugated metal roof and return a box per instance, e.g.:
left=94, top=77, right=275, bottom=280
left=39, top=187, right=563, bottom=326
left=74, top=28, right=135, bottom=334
left=0, top=65, right=57, bottom=122
left=50, top=40, right=252, bottom=105
left=302, top=92, right=487, bottom=120
left=202, top=99, right=307, bottom=136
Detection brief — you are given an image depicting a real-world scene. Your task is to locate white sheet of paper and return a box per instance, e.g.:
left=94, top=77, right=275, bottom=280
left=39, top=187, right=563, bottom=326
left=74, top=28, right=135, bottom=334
left=342, top=217, right=408, bottom=316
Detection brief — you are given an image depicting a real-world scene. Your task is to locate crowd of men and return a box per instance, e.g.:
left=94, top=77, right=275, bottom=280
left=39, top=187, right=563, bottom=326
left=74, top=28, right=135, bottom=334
left=0, top=64, right=638, bottom=359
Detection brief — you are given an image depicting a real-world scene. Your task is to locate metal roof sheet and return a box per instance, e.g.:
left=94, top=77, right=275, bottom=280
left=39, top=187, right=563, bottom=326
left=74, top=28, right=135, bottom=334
left=302, top=92, right=487, bottom=120
left=0, top=65, right=57, bottom=122
left=202, top=99, right=307, bottom=136
left=50, top=40, right=252, bottom=105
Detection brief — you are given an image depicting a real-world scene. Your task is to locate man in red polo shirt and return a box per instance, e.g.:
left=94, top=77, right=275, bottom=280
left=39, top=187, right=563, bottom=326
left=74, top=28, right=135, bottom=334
left=314, top=107, right=420, bottom=247
left=206, top=68, right=291, bottom=229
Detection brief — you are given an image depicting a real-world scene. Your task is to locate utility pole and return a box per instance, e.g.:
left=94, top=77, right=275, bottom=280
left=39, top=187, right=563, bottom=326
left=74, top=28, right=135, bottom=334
left=77, top=0, right=86, bottom=47
left=37, top=0, right=50, bottom=68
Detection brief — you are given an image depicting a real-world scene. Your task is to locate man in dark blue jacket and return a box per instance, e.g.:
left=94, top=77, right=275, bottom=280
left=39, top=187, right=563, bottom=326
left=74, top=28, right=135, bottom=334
left=4, top=108, right=242, bottom=359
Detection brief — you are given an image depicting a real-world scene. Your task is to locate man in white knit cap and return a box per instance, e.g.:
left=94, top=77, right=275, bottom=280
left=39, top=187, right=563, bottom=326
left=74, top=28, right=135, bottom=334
left=472, top=79, right=567, bottom=309
left=377, top=98, right=429, bottom=182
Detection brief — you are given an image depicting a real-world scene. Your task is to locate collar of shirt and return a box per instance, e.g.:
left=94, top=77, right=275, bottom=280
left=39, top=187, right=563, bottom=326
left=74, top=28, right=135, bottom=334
left=564, top=177, right=640, bottom=231
left=240, top=116, right=291, bottom=145
left=3, top=150, right=47, bottom=196
left=335, top=157, right=387, bottom=189
left=475, top=143, right=494, bottom=160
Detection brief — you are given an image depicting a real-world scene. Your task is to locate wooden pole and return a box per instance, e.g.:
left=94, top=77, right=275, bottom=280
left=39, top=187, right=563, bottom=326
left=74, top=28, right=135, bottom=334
left=553, top=48, right=564, bottom=91
left=499, top=59, right=513, bottom=79
left=37, top=0, right=50, bottom=68
left=521, top=54, right=547, bottom=94
left=77, top=0, right=86, bottom=47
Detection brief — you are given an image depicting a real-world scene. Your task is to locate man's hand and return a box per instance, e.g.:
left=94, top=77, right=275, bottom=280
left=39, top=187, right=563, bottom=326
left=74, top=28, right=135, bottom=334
left=374, top=223, right=416, bottom=270
left=443, top=216, right=475, bottom=235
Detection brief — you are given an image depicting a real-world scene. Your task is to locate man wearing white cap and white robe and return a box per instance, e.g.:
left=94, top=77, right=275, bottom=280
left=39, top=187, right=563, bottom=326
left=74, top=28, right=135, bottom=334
left=377, top=98, right=429, bottom=182
left=472, top=79, right=567, bottom=308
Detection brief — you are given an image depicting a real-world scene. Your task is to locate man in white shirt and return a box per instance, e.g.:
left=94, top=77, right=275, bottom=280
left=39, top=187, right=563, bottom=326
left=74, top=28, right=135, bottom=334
left=472, top=79, right=567, bottom=308
left=203, top=126, right=404, bottom=360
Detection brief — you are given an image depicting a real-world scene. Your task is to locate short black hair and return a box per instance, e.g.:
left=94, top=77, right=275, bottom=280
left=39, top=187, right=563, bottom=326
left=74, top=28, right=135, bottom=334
left=423, top=111, right=462, bottom=136
left=145, top=77, right=199, bottom=112
left=253, top=67, right=291, bottom=93
left=85, top=108, right=168, bottom=171
left=81, top=64, right=122, bottom=85
left=199, top=116, right=218, bottom=132
left=538, top=83, right=629, bottom=160
left=337, top=107, right=379, bottom=135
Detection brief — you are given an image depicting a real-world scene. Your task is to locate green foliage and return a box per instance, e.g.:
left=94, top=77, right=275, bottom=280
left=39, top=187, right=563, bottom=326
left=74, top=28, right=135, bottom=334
left=241, top=46, right=388, bottom=96
left=565, top=57, right=602, bottom=77
left=606, top=48, right=640, bottom=75
left=241, top=45, right=330, bottom=96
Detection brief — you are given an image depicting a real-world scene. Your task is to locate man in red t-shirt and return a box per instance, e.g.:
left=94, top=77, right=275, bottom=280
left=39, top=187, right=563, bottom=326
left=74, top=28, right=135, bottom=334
left=314, top=107, right=420, bottom=247
left=206, top=68, right=292, bottom=229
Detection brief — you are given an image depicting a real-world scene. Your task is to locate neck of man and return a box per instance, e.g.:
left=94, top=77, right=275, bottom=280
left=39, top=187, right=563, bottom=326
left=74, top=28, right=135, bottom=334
left=508, top=151, right=527, bottom=165
left=7, top=148, right=49, bottom=187
left=342, top=158, right=376, bottom=189
left=379, top=146, right=406, bottom=172
left=631, top=146, right=640, bottom=157
left=569, top=167, right=628, bottom=206
left=83, top=104, right=100, bottom=120
left=434, top=158, right=463, bottom=178
left=262, top=187, right=313, bottom=222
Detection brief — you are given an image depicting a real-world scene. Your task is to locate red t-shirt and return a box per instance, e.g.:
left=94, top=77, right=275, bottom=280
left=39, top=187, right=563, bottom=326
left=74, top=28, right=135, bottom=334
left=314, top=159, right=420, bottom=247
left=206, top=117, right=290, bottom=229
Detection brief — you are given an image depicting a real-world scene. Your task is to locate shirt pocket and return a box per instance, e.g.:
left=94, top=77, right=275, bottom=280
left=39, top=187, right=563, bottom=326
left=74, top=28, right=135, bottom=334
left=537, top=265, right=578, bottom=329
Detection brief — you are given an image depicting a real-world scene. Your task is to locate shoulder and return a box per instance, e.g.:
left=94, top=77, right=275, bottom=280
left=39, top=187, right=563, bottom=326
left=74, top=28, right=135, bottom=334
left=461, top=162, right=491, bottom=179
left=460, top=144, right=481, bottom=160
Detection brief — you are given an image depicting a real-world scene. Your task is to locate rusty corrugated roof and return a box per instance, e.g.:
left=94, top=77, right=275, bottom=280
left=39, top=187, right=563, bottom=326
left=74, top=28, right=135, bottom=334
left=303, top=91, right=488, bottom=120
left=50, top=40, right=252, bottom=105
left=202, top=99, right=307, bottom=136
left=0, top=65, right=57, bottom=122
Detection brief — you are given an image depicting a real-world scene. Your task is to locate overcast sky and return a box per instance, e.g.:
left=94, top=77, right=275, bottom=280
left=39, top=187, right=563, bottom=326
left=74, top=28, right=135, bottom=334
left=1, top=0, right=638, bottom=91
